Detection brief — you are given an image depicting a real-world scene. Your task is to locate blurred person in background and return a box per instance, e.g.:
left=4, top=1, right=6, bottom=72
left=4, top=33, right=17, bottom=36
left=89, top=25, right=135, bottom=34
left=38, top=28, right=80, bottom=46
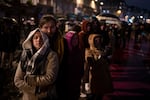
left=64, top=26, right=84, bottom=100
left=56, top=18, right=66, bottom=35
left=83, top=34, right=114, bottom=100
left=78, top=20, right=93, bottom=96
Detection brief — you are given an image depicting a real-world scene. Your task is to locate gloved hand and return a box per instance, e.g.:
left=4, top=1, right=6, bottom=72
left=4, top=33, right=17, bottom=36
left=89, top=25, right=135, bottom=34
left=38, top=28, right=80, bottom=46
left=24, top=74, right=37, bottom=86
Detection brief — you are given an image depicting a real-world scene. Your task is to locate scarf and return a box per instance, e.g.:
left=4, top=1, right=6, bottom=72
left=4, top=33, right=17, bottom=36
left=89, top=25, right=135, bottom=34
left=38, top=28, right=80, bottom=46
left=21, top=28, right=50, bottom=74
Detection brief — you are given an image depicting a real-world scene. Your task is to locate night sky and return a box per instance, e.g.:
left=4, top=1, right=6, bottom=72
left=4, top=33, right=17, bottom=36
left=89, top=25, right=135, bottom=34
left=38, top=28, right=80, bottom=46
left=126, top=0, right=150, bottom=10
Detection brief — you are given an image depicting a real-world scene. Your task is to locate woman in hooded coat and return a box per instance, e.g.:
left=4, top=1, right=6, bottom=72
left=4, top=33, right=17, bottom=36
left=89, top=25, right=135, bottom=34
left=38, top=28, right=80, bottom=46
left=84, top=34, right=114, bottom=100
left=14, top=28, right=59, bottom=100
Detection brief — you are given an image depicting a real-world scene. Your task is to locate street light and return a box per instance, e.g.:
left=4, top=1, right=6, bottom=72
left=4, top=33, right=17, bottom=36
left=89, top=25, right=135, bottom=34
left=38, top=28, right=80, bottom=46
left=90, top=0, right=97, bottom=12
left=100, top=1, right=104, bottom=6
left=99, top=1, right=104, bottom=14
left=116, top=9, right=121, bottom=15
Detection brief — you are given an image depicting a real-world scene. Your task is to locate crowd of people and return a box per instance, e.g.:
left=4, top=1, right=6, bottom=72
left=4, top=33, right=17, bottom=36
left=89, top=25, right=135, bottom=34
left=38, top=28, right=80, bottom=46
left=13, top=14, right=115, bottom=100
left=0, top=14, right=150, bottom=100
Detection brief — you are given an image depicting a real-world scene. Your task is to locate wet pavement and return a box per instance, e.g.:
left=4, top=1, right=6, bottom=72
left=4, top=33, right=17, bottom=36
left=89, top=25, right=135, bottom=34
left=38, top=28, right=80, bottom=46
left=0, top=38, right=150, bottom=100
left=107, top=39, right=150, bottom=100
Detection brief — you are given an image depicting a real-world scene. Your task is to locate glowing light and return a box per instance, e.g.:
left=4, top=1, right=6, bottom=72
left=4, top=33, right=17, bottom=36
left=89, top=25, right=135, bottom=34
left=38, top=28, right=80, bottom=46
left=90, top=0, right=96, bottom=10
left=76, top=0, right=83, bottom=6
left=116, top=10, right=122, bottom=15
left=100, top=2, right=104, bottom=6
left=140, top=16, right=143, bottom=19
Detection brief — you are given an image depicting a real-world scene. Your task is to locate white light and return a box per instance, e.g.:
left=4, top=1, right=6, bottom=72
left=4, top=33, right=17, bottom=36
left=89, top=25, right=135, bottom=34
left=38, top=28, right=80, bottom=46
left=106, top=10, right=109, bottom=13
left=103, top=10, right=106, bottom=13
left=100, top=2, right=104, bottom=6
left=140, top=16, right=143, bottom=19
left=129, top=19, right=133, bottom=23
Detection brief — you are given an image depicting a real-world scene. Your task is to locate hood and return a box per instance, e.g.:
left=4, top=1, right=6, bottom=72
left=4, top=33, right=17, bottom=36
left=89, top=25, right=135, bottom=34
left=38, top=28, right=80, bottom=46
left=65, top=31, right=76, bottom=51
left=22, top=28, right=50, bottom=55
left=81, top=20, right=90, bottom=32
left=88, top=34, right=102, bottom=50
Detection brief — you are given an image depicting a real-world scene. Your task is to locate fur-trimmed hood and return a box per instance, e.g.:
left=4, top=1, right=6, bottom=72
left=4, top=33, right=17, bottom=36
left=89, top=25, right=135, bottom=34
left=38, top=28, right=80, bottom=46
left=81, top=20, right=90, bottom=32
left=88, top=34, right=101, bottom=50
left=85, top=34, right=102, bottom=62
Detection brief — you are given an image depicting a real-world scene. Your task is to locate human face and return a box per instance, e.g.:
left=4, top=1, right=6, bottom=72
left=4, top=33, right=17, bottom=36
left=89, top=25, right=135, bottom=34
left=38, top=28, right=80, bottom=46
left=94, top=36, right=101, bottom=49
left=40, top=21, right=56, bottom=37
left=87, top=24, right=91, bottom=32
left=32, top=31, right=43, bottom=50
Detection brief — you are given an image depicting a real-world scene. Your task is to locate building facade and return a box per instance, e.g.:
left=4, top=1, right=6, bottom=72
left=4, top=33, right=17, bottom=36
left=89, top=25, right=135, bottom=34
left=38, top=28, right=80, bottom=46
left=19, top=0, right=150, bottom=22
